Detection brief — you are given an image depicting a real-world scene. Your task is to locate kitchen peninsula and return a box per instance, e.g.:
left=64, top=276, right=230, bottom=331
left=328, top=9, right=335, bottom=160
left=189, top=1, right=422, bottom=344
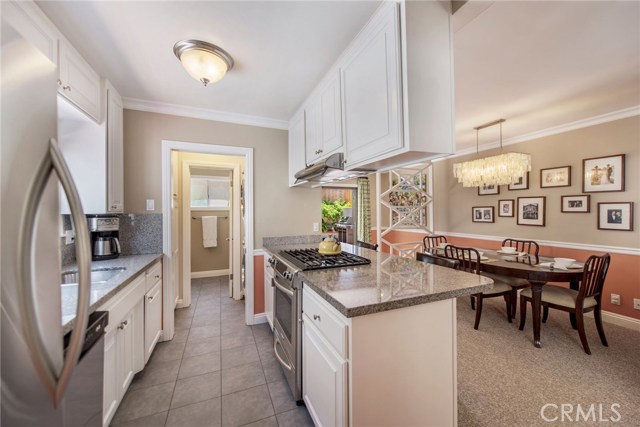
left=264, top=238, right=493, bottom=426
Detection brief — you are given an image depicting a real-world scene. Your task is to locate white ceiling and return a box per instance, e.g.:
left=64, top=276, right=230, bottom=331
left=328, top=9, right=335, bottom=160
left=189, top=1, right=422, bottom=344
left=38, top=1, right=639, bottom=150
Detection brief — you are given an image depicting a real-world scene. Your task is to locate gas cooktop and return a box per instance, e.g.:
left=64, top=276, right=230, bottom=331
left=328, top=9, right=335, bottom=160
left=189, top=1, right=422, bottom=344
left=279, top=248, right=371, bottom=271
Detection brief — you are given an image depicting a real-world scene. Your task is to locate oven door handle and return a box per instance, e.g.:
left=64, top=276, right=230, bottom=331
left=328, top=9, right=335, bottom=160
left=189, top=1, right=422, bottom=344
left=273, top=335, right=293, bottom=372
left=274, top=279, right=294, bottom=297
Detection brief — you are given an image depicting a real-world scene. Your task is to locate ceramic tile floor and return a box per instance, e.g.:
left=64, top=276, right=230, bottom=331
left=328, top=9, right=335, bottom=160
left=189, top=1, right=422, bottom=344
left=111, top=276, right=314, bottom=427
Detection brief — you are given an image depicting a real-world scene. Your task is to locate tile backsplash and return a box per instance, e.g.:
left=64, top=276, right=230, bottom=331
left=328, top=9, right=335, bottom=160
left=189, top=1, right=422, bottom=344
left=118, top=213, right=162, bottom=255
left=60, top=213, right=163, bottom=266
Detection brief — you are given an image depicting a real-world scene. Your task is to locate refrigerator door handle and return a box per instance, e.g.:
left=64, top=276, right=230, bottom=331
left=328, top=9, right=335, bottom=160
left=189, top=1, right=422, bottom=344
left=17, top=138, right=92, bottom=407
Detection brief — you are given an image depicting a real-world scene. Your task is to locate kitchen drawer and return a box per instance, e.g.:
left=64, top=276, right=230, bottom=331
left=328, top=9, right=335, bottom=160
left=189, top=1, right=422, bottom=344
left=99, top=273, right=145, bottom=335
left=145, top=261, right=162, bottom=293
left=303, top=285, right=348, bottom=359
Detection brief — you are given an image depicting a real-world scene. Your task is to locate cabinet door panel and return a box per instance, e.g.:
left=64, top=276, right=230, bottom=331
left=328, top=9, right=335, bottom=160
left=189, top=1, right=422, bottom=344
left=58, top=41, right=101, bottom=121
left=304, top=100, right=322, bottom=164
left=320, top=74, right=343, bottom=155
left=144, top=280, right=163, bottom=363
left=303, top=318, right=347, bottom=427
left=342, top=4, right=401, bottom=167
left=116, top=310, right=135, bottom=400
left=106, top=83, right=124, bottom=212
left=102, top=331, right=117, bottom=427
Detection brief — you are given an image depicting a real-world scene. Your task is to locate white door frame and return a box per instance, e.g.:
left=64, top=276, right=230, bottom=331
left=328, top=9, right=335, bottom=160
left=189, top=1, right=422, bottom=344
left=162, top=140, right=255, bottom=339
left=181, top=159, right=241, bottom=307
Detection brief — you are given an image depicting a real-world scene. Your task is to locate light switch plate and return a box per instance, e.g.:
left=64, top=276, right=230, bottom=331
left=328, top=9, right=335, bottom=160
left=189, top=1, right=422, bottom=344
left=313, top=222, right=319, bottom=232
left=634, top=299, right=640, bottom=310
left=146, top=199, right=155, bottom=211
left=64, top=230, right=75, bottom=245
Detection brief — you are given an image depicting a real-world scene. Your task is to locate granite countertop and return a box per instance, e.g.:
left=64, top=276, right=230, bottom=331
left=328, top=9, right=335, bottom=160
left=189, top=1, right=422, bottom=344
left=62, top=254, right=162, bottom=334
left=264, top=240, right=493, bottom=318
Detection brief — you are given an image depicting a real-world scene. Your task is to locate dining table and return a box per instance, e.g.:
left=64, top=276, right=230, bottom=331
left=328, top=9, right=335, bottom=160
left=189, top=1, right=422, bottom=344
left=436, top=248, right=585, bottom=348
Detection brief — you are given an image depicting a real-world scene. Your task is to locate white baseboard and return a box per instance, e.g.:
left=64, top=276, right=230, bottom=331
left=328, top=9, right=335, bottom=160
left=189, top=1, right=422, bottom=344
left=252, top=313, right=268, bottom=325
left=585, top=310, right=640, bottom=332
left=191, top=269, right=230, bottom=279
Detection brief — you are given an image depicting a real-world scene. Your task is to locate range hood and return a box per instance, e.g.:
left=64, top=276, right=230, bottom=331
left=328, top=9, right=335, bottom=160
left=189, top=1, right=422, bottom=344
left=294, top=153, right=373, bottom=185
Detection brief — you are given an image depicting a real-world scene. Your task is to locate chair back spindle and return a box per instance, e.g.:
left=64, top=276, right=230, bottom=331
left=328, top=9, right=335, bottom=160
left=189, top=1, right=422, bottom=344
left=423, top=235, right=447, bottom=252
left=502, top=238, right=540, bottom=261
left=579, top=254, right=611, bottom=300
left=443, top=245, right=481, bottom=275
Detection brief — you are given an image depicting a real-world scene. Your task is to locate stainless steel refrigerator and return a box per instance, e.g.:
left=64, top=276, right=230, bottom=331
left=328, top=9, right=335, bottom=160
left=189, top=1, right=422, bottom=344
left=1, top=15, right=97, bottom=426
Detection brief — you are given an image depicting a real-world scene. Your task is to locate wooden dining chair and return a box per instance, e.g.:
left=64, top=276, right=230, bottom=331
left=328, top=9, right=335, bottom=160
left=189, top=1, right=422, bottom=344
left=497, top=238, right=540, bottom=317
left=416, top=252, right=459, bottom=269
left=355, top=240, right=378, bottom=251
left=422, top=235, right=447, bottom=252
left=519, top=253, right=611, bottom=355
left=442, top=244, right=512, bottom=329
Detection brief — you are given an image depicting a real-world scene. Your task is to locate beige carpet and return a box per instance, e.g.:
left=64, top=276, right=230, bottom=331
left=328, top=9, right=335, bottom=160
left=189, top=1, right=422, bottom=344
left=456, top=297, right=640, bottom=427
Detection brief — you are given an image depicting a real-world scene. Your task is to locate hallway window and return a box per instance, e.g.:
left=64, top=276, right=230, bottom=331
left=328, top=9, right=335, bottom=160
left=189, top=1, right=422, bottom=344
left=191, top=176, right=230, bottom=209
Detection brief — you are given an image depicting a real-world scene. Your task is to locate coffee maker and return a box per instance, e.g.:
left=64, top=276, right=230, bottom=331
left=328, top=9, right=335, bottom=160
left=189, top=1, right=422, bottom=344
left=88, top=216, right=121, bottom=260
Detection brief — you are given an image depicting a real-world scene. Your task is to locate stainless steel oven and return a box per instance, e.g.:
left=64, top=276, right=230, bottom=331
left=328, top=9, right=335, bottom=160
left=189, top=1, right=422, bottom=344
left=270, top=257, right=302, bottom=403
left=269, top=248, right=370, bottom=404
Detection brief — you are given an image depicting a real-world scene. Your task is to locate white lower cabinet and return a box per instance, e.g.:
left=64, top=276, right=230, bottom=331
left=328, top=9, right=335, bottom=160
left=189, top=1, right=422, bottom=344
left=100, top=262, right=162, bottom=427
left=144, top=280, right=163, bottom=363
left=302, top=283, right=458, bottom=426
left=302, top=315, right=348, bottom=427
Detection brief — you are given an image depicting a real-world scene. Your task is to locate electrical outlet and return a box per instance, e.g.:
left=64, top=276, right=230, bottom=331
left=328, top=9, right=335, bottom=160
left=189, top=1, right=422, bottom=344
left=64, top=230, right=75, bottom=245
left=634, top=299, right=640, bottom=310
left=313, top=222, right=319, bottom=232
left=610, top=294, right=621, bottom=305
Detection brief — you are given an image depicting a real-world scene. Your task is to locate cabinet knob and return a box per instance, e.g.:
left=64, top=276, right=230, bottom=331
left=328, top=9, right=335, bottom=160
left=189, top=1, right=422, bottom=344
left=148, top=295, right=154, bottom=302
left=313, top=314, right=321, bottom=321
left=319, top=149, right=323, bottom=154
left=57, top=79, right=62, bottom=86
left=62, top=85, right=71, bottom=92
left=118, top=320, right=128, bottom=330
left=154, top=275, right=160, bottom=279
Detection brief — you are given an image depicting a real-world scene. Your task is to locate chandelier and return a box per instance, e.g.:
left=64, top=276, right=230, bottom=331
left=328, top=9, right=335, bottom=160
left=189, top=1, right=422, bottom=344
left=453, top=119, right=531, bottom=188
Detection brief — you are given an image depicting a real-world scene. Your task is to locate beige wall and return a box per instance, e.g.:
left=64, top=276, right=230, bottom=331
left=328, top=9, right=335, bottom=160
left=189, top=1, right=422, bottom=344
left=433, top=116, right=640, bottom=248
left=190, top=210, right=230, bottom=272
left=123, top=109, right=322, bottom=248
left=185, top=165, right=232, bottom=272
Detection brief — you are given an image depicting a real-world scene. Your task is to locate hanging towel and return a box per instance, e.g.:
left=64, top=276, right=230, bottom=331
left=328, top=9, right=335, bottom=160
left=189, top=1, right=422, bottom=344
left=202, top=216, right=218, bottom=248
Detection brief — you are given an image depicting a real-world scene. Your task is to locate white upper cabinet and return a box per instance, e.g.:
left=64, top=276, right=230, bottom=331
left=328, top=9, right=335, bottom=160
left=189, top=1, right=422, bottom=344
left=305, top=70, right=343, bottom=165
left=105, top=80, right=124, bottom=213
left=288, top=109, right=307, bottom=186
left=2, top=1, right=58, bottom=65
left=341, top=2, right=402, bottom=168
left=58, top=39, right=101, bottom=122
left=288, top=0, right=455, bottom=177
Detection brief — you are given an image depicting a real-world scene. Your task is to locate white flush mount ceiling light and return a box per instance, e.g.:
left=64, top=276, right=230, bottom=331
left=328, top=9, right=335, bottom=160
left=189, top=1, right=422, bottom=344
left=453, top=119, right=531, bottom=188
left=173, top=39, right=234, bottom=86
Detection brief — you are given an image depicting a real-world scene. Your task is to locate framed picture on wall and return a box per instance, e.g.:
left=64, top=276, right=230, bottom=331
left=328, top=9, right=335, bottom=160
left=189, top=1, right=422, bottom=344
left=517, top=196, right=546, bottom=226
left=478, top=184, right=500, bottom=195
left=472, top=206, right=494, bottom=223
left=598, top=202, right=633, bottom=231
left=508, top=172, right=529, bottom=191
left=583, top=154, right=625, bottom=193
left=498, top=199, right=514, bottom=217
left=540, top=166, right=571, bottom=188
left=561, top=195, right=590, bottom=213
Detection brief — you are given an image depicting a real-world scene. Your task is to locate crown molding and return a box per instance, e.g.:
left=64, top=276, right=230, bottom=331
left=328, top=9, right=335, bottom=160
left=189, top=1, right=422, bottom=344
left=433, top=106, right=640, bottom=162
left=123, top=97, right=289, bottom=130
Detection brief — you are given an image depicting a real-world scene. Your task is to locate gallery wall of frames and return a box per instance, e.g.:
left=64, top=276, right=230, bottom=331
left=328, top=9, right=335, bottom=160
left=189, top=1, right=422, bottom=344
left=433, top=115, right=639, bottom=248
